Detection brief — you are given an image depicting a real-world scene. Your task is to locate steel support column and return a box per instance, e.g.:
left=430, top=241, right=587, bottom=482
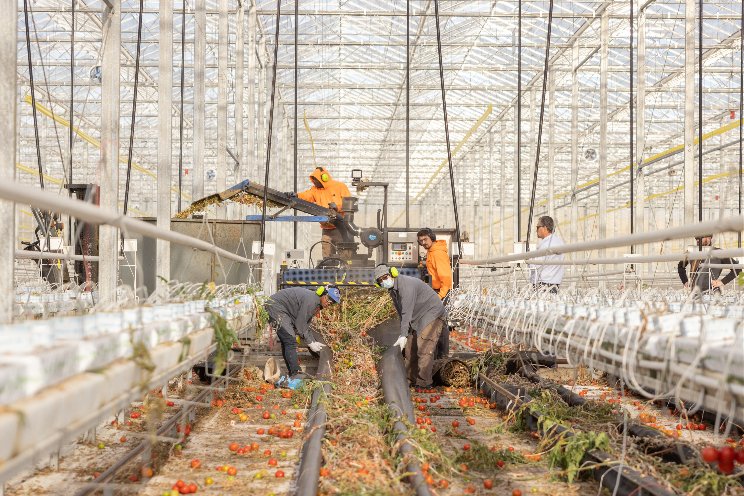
left=248, top=5, right=256, bottom=178
left=193, top=0, right=205, bottom=201
left=599, top=11, right=608, bottom=261
left=216, top=0, right=228, bottom=215
left=157, top=0, right=173, bottom=284
left=98, top=0, right=120, bottom=303
left=684, top=0, right=696, bottom=224
left=570, top=43, right=579, bottom=245
left=499, top=122, right=506, bottom=255
left=0, top=0, right=17, bottom=323
left=236, top=2, right=245, bottom=178
left=636, top=6, right=648, bottom=273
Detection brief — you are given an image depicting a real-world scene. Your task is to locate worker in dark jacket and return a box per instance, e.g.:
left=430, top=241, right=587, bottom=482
left=265, top=286, right=341, bottom=379
left=677, top=234, right=740, bottom=294
left=375, top=264, right=445, bottom=388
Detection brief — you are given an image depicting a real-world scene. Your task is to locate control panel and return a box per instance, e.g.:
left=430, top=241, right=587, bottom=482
left=389, top=241, right=415, bottom=263
left=387, top=231, right=419, bottom=265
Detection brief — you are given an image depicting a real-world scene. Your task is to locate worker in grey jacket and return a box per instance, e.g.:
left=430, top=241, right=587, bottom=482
left=265, top=286, right=341, bottom=379
left=375, top=264, right=445, bottom=388
left=677, top=234, right=741, bottom=294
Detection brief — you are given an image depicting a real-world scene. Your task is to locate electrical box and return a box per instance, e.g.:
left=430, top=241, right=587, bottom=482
left=387, top=232, right=418, bottom=265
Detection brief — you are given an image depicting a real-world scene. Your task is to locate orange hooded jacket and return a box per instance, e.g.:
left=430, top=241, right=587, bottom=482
left=297, top=167, right=351, bottom=230
left=426, top=240, right=452, bottom=299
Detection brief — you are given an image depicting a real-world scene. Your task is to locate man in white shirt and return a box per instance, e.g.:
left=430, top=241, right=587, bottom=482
left=529, top=215, right=564, bottom=293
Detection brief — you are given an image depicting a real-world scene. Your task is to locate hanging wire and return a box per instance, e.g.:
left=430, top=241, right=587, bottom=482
left=525, top=0, right=555, bottom=250
left=178, top=0, right=187, bottom=212
left=259, top=0, right=283, bottom=259
left=23, top=0, right=44, bottom=190
left=629, top=0, right=635, bottom=253
left=123, top=0, right=145, bottom=217
left=739, top=0, right=743, bottom=248
left=432, top=0, right=463, bottom=262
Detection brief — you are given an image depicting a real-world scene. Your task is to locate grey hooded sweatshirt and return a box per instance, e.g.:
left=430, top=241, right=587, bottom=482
left=387, top=274, right=445, bottom=338
left=265, top=287, right=321, bottom=342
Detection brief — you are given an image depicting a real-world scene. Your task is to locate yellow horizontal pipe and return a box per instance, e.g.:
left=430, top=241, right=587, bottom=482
left=478, top=117, right=744, bottom=233
left=23, top=95, right=190, bottom=201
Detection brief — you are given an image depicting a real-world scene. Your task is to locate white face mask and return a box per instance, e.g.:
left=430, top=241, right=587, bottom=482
left=380, top=278, right=395, bottom=289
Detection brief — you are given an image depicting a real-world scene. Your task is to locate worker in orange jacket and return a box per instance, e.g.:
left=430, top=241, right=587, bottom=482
left=417, top=228, right=453, bottom=358
left=294, top=167, right=351, bottom=259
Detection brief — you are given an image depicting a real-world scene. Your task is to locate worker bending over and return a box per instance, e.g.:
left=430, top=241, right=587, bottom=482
left=417, top=227, right=452, bottom=358
left=265, top=286, right=340, bottom=381
left=678, top=234, right=740, bottom=294
left=293, top=166, right=351, bottom=259
left=375, top=264, right=446, bottom=388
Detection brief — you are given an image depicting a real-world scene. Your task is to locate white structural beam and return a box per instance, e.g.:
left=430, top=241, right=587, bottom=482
left=684, top=0, right=696, bottom=224
left=598, top=11, right=608, bottom=261
left=192, top=0, right=206, bottom=202
left=247, top=5, right=257, bottom=178
left=0, top=0, right=17, bottom=322
left=636, top=6, right=648, bottom=273
left=98, top=0, right=120, bottom=303
left=236, top=2, right=245, bottom=179
left=157, top=0, right=173, bottom=284
left=216, top=0, right=228, bottom=213
left=499, top=122, right=506, bottom=255
left=570, top=43, right=579, bottom=245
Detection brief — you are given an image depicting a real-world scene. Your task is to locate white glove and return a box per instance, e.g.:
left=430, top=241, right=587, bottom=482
left=393, top=335, right=407, bottom=351
left=308, top=341, right=326, bottom=353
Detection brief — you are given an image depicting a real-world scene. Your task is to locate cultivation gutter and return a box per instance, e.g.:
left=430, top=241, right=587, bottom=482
left=73, top=359, right=245, bottom=496
left=477, top=373, right=677, bottom=496
left=519, top=365, right=699, bottom=464
left=368, top=318, right=431, bottom=495
left=296, top=336, right=333, bottom=496
left=379, top=346, right=432, bottom=496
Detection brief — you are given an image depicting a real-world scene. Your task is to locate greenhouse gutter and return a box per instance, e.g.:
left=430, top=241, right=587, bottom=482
left=477, top=373, right=676, bottom=496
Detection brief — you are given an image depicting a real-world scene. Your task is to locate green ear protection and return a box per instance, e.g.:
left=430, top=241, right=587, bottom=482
left=316, top=167, right=330, bottom=182
left=316, top=286, right=328, bottom=296
left=374, top=266, right=399, bottom=287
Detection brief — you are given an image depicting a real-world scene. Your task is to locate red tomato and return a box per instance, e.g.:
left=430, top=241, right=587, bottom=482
left=229, top=442, right=239, bottom=452
left=701, top=446, right=719, bottom=463
left=275, top=470, right=285, bottom=478
left=190, top=459, right=201, bottom=469
left=720, top=446, right=736, bottom=464
left=187, top=483, right=197, bottom=493
left=513, top=490, right=523, bottom=496
left=484, top=479, right=494, bottom=489
left=463, top=443, right=471, bottom=451
left=268, top=458, right=278, bottom=466
left=451, top=420, right=460, bottom=428
left=227, top=466, right=237, bottom=476
left=735, top=449, right=744, bottom=464
left=719, top=459, right=734, bottom=475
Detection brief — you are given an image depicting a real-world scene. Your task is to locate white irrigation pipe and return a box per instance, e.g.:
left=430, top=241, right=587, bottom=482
left=15, top=250, right=101, bottom=262
left=700, top=263, right=744, bottom=269
left=498, top=248, right=744, bottom=266
left=463, top=215, right=744, bottom=265
left=0, top=181, right=259, bottom=265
